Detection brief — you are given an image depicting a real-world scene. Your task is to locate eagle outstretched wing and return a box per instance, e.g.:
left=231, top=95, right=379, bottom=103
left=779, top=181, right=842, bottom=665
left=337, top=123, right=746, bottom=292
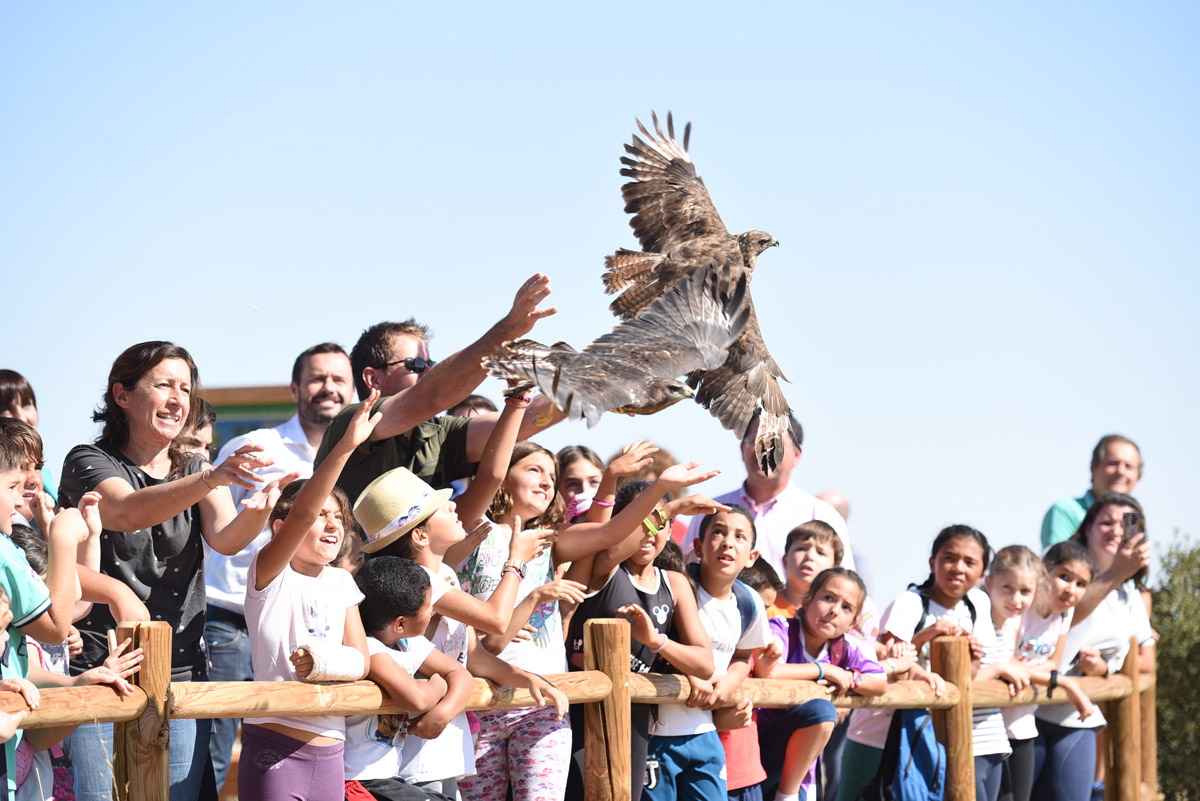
left=620, top=111, right=729, bottom=255
left=485, top=262, right=749, bottom=427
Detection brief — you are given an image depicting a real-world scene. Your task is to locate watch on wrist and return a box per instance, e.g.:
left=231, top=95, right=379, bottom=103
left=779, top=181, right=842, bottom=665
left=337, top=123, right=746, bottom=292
left=503, top=560, right=527, bottom=580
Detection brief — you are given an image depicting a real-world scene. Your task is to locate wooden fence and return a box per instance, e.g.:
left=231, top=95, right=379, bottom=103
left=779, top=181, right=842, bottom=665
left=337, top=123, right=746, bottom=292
left=0, top=620, right=1156, bottom=801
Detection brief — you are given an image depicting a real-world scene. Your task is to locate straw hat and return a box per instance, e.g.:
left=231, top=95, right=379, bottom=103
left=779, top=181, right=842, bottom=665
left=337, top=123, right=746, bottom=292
left=353, top=467, right=452, bottom=554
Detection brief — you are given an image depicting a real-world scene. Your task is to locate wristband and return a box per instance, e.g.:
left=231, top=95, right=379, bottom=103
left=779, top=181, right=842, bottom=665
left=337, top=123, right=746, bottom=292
left=592, top=500, right=615, bottom=508
left=503, top=566, right=523, bottom=581
left=886, top=658, right=896, bottom=675
left=503, top=561, right=526, bottom=580
left=815, top=662, right=825, bottom=682
left=1048, top=669, right=1058, bottom=698
left=852, top=669, right=862, bottom=689
left=505, top=396, right=532, bottom=408
left=652, top=635, right=669, bottom=654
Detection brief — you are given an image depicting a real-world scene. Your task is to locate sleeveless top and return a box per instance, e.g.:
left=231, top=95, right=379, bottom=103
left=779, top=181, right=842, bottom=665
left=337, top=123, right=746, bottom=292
left=568, top=565, right=675, bottom=674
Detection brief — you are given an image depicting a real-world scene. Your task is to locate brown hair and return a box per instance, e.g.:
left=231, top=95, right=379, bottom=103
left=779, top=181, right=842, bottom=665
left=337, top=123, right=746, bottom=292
left=350, top=320, right=431, bottom=400
left=94, top=342, right=201, bottom=461
left=488, top=441, right=564, bottom=529
left=784, top=520, right=843, bottom=566
left=0, top=418, right=44, bottom=470
left=267, top=479, right=354, bottom=551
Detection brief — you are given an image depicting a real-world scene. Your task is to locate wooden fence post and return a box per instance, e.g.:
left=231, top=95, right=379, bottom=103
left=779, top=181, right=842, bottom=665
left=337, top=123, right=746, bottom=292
left=114, top=621, right=172, bottom=801
left=583, top=620, right=613, bottom=801
left=930, top=636, right=974, bottom=801
left=1139, top=674, right=1157, bottom=798
left=1107, top=637, right=1142, bottom=801
left=586, top=619, right=632, bottom=801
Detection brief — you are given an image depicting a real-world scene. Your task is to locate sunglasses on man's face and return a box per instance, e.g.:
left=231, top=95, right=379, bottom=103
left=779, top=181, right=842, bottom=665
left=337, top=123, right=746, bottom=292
left=382, top=357, right=437, bottom=374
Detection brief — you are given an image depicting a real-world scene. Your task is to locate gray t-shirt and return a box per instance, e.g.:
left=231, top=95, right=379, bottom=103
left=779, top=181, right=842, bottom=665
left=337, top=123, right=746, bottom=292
left=59, top=443, right=208, bottom=680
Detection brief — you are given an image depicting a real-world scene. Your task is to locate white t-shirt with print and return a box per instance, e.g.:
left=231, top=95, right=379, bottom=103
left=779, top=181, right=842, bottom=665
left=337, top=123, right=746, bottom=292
left=458, top=523, right=566, bottom=675
left=1036, top=580, right=1152, bottom=729
left=345, top=636, right=436, bottom=781
left=848, top=587, right=995, bottom=750
left=1001, top=607, right=1073, bottom=739
left=653, top=582, right=772, bottom=737
left=244, top=559, right=364, bottom=738
left=399, top=562, right=475, bottom=782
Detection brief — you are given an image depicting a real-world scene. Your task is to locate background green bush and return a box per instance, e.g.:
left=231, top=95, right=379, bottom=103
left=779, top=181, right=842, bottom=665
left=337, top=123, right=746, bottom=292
left=1153, top=531, right=1199, bottom=799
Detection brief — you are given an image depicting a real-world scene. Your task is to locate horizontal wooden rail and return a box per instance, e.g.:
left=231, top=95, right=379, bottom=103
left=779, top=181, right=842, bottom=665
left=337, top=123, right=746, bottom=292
left=628, top=674, right=961, bottom=710
left=0, top=685, right=148, bottom=729
left=170, top=672, right=611, bottom=719
left=971, top=674, right=1137, bottom=707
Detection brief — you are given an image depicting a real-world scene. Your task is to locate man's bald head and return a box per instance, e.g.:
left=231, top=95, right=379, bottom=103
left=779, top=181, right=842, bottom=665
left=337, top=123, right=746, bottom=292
left=817, top=490, right=850, bottom=522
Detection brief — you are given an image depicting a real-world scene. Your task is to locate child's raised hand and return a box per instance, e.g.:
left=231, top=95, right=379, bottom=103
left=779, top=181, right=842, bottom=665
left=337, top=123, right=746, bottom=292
left=665, top=494, right=731, bottom=519
left=654, top=461, right=721, bottom=493
left=341, top=389, right=384, bottom=450
left=77, top=491, right=103, bottom=542
left=241, top=472, right=301, bottom=513
left=29, top=490, right=57, bottom=533
left=529, top=674, right=569, bottom=719
left=533, top=577, right=587, bottom=607
left=66, top=626, right=84, bottom=658
left=756, top=638, right=784, bottom=675
left=459, top=518, right=493, bottom=557
left=508, top=519, right=557, bottom=564
left=615, top=604, right=660, bottom=648
left=103, top=637, right=144, bottom=681
left=0, top=678, right=39, bottom=709
left=606, top=441, right=658, bottom=479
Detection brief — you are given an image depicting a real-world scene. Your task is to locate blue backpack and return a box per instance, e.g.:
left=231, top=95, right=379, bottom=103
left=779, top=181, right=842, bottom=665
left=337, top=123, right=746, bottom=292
left=857, top=707, right=945, bottom=801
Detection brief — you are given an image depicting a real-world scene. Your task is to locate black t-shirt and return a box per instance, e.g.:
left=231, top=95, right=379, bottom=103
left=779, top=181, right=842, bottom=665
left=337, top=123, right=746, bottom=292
left=59, top=443, right=208, bottom=680
left=567, top=565, right=675, bottom=674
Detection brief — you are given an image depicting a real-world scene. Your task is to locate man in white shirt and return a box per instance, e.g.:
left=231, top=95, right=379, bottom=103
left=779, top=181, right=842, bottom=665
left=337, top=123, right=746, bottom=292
left=682, top=413, right=852, bottom=582
left=203, top=342, right=355, bottom=789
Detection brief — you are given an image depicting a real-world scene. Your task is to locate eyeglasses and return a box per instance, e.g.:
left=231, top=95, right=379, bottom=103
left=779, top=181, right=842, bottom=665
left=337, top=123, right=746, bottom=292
left=381, top=357, right=437, bottom=374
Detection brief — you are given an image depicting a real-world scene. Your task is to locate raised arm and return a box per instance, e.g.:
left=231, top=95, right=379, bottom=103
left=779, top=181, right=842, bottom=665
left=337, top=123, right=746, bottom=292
left=369, top=274, right=557, bottom=442
left=453, top=386, right=530, bottom=525
left=93, top=446, right=269, bottom=535
left=1072, top=534, right=1149, bottom=624
left=255, top=392, right=381, bottom=589
left=583, top=441, right=658, bottom=525
left=553, top=462, right=721, bottom=565
left=22, top=499, right=92, bottom=643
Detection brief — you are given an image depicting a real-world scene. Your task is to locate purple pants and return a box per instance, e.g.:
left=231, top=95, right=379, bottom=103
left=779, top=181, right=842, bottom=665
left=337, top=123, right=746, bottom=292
left=238, top=723, right=345, bottom=801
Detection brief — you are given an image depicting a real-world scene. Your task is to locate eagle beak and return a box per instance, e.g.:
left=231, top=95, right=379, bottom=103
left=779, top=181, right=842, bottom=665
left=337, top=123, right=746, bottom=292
left=771, top=239, right=780, bottom=247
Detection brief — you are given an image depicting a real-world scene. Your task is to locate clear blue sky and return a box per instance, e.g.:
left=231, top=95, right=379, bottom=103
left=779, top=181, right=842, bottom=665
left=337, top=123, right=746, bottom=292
left=3, top=3, right=1197, bottom=603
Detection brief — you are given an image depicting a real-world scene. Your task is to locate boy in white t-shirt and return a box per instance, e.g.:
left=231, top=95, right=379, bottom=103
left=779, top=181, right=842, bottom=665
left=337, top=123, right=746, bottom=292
left=345, top=557, right=472, bottom=801
left=645, top=506, right=773, bottom=801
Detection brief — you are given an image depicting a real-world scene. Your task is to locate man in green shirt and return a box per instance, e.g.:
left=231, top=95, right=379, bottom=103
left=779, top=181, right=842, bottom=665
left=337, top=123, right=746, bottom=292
left=316, top=273, right=564, bottom=506
left=1040, top=434, right=1142, bottom=547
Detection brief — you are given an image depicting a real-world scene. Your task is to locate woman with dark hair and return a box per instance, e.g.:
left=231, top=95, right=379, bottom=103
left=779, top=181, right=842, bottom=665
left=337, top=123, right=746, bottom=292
left=1030, top=493, right=1154, bottom=801
left=0, top=368, right=57, bottom=503
left=58, top=341, right=294, bottom=801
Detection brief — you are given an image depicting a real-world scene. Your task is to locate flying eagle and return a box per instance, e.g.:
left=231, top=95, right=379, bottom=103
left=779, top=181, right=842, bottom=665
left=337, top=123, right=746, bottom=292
left=603, top=112, right=793, bottom=472
left=484, top=262, right=750, bottom=427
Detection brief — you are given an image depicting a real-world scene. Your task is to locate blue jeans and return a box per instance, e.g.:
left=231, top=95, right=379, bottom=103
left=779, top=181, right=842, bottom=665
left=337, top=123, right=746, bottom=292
left=73, top=692, right=214, bottom=800
left=203, top=613, right=254, bottom=789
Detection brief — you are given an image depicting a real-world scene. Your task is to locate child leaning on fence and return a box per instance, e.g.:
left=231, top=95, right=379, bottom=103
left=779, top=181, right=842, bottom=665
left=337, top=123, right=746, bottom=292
left=563, top=478, right=722, bottom=801
left=754, top=568, right=885, bottom=801
left=238, top=391, right=380, bottom=801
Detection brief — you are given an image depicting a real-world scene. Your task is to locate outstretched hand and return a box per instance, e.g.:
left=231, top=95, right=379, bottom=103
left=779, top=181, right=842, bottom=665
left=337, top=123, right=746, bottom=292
left=655, top=462, right=721, bottom=493
left=241, top=472, right=301, bottom=513
left=208, top=445, right=273, bottom=492
left=606, top=441, right=659, bottom=480
left=341, top=389, right=384, bottom=451
left=497, top=274, right=557, bottom=340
